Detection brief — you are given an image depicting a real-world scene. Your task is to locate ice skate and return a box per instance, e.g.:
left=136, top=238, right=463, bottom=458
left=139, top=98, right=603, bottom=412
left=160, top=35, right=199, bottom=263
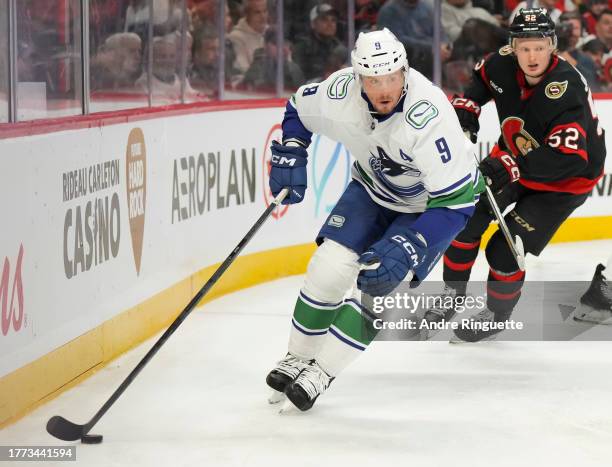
left=266, top=353, right=309, bottom=404
left=282, top=360, right=333, bottom=412
left=450, top=308, right=503, bottom=343
left=420, top=285, right=463, bottom=340
left=573, top=264, right=612, bottom=325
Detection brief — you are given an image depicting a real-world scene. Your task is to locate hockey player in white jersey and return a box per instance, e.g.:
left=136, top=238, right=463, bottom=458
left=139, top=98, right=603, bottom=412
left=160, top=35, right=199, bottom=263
left=265, top=29, right=483, bottom=411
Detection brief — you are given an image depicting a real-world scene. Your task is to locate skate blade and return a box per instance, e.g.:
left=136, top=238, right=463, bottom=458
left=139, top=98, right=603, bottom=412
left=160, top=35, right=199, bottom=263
left=278, top=398, right=299, bottom=414
left=268, top=390, right=285, bottom=404
left=573, top=314, right=612, bottom=325
left=573, top=305, right=612, bottom=325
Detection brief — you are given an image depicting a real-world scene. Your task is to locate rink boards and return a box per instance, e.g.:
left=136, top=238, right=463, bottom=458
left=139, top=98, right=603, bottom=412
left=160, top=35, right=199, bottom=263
left=1, top=98, right=611, bottom=426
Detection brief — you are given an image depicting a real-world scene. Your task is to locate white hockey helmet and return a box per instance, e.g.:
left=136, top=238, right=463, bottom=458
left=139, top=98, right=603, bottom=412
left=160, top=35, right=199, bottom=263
left=351, top=28, right=408, bottom=78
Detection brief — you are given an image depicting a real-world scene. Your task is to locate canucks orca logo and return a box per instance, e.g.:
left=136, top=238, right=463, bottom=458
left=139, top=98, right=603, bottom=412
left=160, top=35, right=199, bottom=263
left=369, top=147, right=420, bottom=177
left=369, top=147, right=424, bottom=198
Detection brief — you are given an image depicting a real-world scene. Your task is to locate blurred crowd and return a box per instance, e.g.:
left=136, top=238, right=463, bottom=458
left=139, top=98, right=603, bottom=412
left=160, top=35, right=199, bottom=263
left=11, top=0, right=612, bottom=111
left=88, top=0, right=354, bottom=100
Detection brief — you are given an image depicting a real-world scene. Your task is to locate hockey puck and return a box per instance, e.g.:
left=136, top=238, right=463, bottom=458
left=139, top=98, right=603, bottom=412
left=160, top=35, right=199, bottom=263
left=81, top=434, right=103, bottom=444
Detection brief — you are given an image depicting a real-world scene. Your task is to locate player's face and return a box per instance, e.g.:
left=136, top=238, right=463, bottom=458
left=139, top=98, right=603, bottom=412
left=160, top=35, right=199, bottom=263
left=361, top=69, right=405, bottom=115
left=513, top=37, right=554, bottom=83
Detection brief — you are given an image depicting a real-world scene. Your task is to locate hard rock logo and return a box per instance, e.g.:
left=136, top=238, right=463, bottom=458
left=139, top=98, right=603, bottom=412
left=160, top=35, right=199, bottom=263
left=126, top=128, right=147, bottom=275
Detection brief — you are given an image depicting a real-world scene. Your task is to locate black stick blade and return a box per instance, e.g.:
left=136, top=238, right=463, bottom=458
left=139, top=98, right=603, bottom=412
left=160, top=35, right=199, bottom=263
left=46, top=415, right=86, bottom=441
left=81, top=434, right=103, bottom=444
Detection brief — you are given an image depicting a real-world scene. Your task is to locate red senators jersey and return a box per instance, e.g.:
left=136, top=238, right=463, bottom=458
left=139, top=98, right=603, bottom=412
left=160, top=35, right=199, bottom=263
left=465, top=46, right=606, bottom=194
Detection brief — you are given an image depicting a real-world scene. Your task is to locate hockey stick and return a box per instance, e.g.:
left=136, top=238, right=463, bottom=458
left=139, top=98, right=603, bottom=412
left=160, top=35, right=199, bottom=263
left=47, top=188, right=290, bottom=443
left=477, top=164, right=526, bottom=271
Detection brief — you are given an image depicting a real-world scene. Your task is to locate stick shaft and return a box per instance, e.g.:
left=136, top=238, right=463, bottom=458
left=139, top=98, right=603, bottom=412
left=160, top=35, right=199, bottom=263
left=82, top=188, right=289, bottom=433
left=472, top=152, right=525, bottom=270
left=483, top=183, right=525, bottom=270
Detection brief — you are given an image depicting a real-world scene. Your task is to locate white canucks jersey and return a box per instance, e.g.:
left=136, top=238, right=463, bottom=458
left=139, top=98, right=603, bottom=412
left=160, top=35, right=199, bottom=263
left=289, top=67, right=482, bottom=214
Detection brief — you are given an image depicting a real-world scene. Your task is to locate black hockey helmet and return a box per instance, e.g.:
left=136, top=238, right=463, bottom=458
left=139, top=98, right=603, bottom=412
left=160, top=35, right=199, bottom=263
left=509, top=8, right=557, bottom=46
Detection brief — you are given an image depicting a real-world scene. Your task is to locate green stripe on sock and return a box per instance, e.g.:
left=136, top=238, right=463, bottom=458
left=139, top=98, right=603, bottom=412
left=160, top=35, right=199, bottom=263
left=427, top=182, right=475, bottom=209
left=332, top=304, right=379, bottom=346
left=293, top=297, right=339, bottom=331
left=474, top=172, right=485, bottom=194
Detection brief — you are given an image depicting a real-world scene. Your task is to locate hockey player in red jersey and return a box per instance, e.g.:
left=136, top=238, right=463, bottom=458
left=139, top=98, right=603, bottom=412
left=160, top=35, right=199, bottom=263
left=425, top=8, right=607, bottom=342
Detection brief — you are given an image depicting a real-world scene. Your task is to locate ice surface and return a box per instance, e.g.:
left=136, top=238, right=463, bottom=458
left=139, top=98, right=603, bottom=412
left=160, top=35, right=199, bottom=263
left=3, top=240, right=612, bottom=466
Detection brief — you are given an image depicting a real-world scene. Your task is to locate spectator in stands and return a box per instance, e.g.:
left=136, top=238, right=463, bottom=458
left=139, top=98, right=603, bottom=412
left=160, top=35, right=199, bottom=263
left=123, top=0, right=146, bottom=38
left=125, top=0, right=184, bottom=40
left=191, top=0, right=237, bottom=88
left=190, top=0, right=216, bottom=31
left=90, top=32, right=142, bottom=90
left=136, top=34, right=198, bottom=100
left=320, top=44, right=350, bottom=81
left=557, top=11, right=599, bottom=87
left=355, top=0, right=385, bottom=33
left=190, top=27, right=220, bottom=97
left=322, top=0, right=350, bottom=39
left=558, top=10, right=588, bottom=49
left=172, top=30, right=194, bottom=78
left=90, top=0, right=128, bottom=52
left=293, top=4, right=347, bottom=82
left=595, top=9, right=612, bottom=50
left=442, top=0, right=501, bottom=44
left=601, top=49, right=612, bottom=87
left=442, top=0, right=507, bottom=63
left=582, top=36, right=607, bottom=68
left=582, top=37, right=608, bottom=90
left=505, top=0, right=574, bottom=14
left=509, top=0, right=562, bottom=23
left=377, top=0, right=452, bottom=78
left=243, top=27, right=305, bottom=93
left=282, top=1, right=313, bottom=39
left=227, top=0, right=268, bottom=80
left=17, top=0, right=82, bottom=97
left=474, top=0, right=506, bottom=19
left=583, top=0, right=609, bottom=35
left=190, top=0, right=233, bottom=33
left=190, top=26, right=237, bottom=97
left=227, top=0, right=243, bottom=24
left=283, top=0, right=346, bottom=40
left=440, top=0, right=505, bottom=93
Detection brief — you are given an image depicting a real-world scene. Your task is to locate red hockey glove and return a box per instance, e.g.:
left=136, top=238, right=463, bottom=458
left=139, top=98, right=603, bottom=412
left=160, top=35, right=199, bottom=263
left=451, top=95, right=481, bottom=143
left=479, top=150, right=520, bottom=193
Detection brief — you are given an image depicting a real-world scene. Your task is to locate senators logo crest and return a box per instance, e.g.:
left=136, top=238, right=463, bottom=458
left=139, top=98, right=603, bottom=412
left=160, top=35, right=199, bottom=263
left=545, top=80, right=568, bottom=99
left=501, top=117, right=539, bottom=157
